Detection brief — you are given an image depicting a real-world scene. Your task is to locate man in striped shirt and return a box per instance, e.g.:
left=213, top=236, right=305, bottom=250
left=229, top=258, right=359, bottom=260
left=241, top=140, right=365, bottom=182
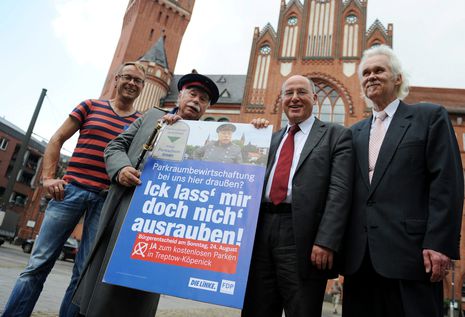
left=2, top=61, right=145, bottom=317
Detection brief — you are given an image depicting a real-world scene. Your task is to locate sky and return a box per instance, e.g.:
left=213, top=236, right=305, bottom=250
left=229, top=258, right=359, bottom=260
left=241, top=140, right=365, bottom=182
left=1, top=0, right=464, bottom=154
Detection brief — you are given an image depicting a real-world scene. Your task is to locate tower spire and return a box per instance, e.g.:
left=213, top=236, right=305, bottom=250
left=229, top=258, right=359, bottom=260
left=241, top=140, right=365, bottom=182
left=140, top=35, right=169, bottom=69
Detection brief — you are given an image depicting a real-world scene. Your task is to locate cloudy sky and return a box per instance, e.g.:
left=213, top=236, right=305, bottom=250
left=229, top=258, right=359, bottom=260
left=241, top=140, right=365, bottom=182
left=1, top=0, right=464, bottom=153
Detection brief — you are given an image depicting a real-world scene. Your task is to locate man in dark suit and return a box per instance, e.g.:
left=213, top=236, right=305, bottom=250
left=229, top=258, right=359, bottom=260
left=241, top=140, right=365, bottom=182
left=342, top=45, right=463, bottom=317
left=242, top=75, right=353, bottom=317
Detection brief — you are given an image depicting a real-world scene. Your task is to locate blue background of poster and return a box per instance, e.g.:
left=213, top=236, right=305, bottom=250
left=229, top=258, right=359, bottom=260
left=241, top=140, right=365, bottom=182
left=103, top=156, right=266, bottom=308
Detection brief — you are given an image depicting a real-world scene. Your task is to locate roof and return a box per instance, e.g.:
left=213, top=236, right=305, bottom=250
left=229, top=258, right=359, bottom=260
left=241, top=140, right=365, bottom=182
left=139, top=36, right=169, bottom=69
left=366, top=19, right=388, bottom=37
left=0, top=116, right=47, bottom=152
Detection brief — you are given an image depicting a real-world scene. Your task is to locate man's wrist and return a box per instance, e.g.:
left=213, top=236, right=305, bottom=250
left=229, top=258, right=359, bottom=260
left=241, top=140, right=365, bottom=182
left=40, top=176, right=53, bottom=185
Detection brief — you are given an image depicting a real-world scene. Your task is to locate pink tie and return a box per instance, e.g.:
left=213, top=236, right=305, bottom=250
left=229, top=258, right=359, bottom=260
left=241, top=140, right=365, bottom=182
left=269, top=125, right=300, bottom=205
left=368, top=111, right=387, bottom=183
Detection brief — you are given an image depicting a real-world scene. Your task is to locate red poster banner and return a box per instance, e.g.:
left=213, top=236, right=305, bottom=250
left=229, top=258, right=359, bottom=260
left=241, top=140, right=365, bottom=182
left=130, top=233, right=240, bottom=274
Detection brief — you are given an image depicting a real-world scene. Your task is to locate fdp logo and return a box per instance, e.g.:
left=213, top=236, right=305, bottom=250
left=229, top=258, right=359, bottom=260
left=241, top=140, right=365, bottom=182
left=220, top=279, right=235, bottom=295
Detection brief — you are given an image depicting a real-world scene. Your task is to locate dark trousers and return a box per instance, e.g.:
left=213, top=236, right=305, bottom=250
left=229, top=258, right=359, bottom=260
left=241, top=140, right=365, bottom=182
left=343, top=252, right=443, bottom=317
left=242, top=212, right=326, bottom=317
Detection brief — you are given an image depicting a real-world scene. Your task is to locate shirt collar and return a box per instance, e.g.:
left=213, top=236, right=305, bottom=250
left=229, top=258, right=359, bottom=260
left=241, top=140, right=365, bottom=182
left=287, top=114, right=315, bottom=135
left=372, top=99, right=400, bottom=123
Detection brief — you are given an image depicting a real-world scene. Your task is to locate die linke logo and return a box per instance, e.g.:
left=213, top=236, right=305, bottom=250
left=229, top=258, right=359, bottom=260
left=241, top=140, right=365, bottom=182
left=188, top=277, right=218, bottom=292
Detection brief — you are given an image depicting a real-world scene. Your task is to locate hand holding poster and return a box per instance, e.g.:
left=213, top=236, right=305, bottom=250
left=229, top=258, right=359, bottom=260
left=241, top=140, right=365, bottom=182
left=104, top=120, right=272, bottom=308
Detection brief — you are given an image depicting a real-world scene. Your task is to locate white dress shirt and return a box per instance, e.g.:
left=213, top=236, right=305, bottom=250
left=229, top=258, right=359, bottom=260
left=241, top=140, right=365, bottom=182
left=370, top=99, right=400, bottom=133
left=265, top=115, right=315, bottom=203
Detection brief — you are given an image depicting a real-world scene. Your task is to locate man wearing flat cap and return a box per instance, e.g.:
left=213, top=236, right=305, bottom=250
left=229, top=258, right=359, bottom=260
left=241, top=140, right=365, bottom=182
left=72, top=72, right=220, bottom=317
left=194, top=123, right=243, bottom=164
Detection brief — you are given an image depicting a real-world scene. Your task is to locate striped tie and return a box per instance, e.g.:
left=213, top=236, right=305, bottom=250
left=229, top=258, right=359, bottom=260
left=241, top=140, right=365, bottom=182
left=368, top=111, right=387, bottom=183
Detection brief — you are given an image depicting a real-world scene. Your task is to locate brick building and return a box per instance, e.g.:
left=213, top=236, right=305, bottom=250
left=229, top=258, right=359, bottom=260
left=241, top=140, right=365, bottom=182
left=0, top=117, right=68, bottom=242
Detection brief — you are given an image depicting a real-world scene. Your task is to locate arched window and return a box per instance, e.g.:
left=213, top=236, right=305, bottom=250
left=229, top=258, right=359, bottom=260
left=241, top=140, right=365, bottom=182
left=342, top=12, right=359, bottom=57
left=280, top=80, right=347, bottom=128
left=313, top=80, right=346, bottom=125
left=281, top=111, right=289, bottom=128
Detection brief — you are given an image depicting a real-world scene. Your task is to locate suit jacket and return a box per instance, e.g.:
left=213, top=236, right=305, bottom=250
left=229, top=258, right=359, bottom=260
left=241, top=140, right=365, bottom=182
left=264, top=118, right=353, bottom=279
left=73, top=108, right=166, bottom=317
left=342, top=101, right=464, bottom=280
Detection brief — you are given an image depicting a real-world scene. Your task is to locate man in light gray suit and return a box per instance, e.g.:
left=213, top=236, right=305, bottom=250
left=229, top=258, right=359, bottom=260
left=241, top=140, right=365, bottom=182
left=73, top=73, right=220, bottom=317
left=242, top=75, right=353, bottom=317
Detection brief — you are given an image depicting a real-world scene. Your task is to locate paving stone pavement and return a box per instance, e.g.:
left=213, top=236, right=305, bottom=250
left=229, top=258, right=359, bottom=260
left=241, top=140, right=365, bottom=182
left=1, top=242, right=340, bottom=317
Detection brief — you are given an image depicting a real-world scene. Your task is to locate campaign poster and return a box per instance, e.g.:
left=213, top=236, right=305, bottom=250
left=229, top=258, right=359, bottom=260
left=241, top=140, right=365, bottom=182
left=103, top=120, right=272, bottom=309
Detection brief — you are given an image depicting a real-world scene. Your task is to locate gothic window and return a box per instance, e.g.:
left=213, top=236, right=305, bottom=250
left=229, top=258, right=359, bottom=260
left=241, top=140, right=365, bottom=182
left=313, top=81, right=346, bottom=125
left=280, top=81, right=347, bottom=128
left=260, top=45, right=271, bottom=55
left=253, top=43, right=272, bottom=91
left=287, top=16, right=298, bottom=26
left=282, top=16, right=299, bottom=58
left=306, top=0, right=335, bottom=57
left=345, top=14, right=358, bottom=24
left=320, top=98, right=332, bottom=122
left=281, top=111, right=289, bottom=128
left=342, top=13, right=359, bottom=57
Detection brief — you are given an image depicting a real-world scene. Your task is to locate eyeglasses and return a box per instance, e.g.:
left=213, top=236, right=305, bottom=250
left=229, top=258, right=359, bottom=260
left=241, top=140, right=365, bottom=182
left=283, top=89, right=311, bottom=99
left=118, top=74, right=144, bottom=85
left=185, top=88, right=210, bottom=105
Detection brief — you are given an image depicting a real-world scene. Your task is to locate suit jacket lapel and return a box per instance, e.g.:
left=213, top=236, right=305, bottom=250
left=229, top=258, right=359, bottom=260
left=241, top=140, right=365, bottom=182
left=295, top=118, right=326, bottom=172
left=354, top=118, right=372, bottom=189
left=369, top=102, right=412, bottom=194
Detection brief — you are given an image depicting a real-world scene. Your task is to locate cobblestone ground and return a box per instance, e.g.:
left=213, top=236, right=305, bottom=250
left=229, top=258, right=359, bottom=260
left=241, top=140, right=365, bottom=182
left=29, top=308, right=240, bottom=317
left=18, top=301, right=339, bottom=317
left=1, top=243, right=339, bottom=317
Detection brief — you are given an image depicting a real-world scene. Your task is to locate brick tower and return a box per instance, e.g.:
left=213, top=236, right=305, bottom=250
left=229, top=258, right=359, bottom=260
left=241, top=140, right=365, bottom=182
left=101, top=0, right=195, bottom=101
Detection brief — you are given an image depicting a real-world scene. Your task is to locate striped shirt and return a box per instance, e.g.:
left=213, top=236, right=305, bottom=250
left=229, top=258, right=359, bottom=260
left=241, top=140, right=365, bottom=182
left=63, top=99, right=141, bottom=192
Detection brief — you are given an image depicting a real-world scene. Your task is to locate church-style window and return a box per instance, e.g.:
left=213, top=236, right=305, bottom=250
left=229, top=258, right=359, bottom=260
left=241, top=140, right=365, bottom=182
left=342, top=13, right=359, bottom=57
left=282, top=16, right=299, bottom=58
left=287, top=16, right=298, bottom=26
left=252, top=43, right=272, bottom=101
left=313, top=81, right=346, bottom=126
left=281, top=111, right=289, bottom=128
left=345, top=14, right=358, bottom=24
left=306, top=0, right=335, bottom=57
left=333, top=98, right=345, bottom=125
left=320, top=98, right=332, bottom=122
left=260, top=45, right=271, bottom=55
left=280, top=81, right=346, bottom=128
